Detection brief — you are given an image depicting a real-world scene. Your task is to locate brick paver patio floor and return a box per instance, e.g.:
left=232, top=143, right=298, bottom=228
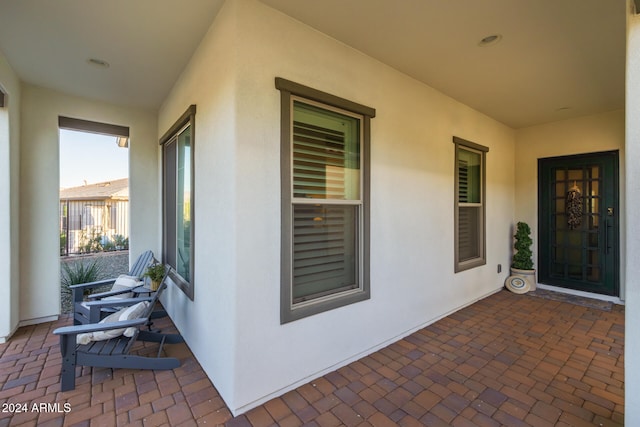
left=0, top=290, right=624, bottom=426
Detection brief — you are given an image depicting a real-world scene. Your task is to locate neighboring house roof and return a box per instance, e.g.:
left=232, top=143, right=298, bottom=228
left=60, top=178, right=128, bottom=201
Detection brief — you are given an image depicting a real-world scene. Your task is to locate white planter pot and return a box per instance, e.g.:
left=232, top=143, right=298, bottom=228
left=505, top=267, right=537, bottom=294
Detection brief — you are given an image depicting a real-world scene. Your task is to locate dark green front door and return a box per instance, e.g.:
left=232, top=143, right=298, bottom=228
left=538, top=151, right=619, bottom=296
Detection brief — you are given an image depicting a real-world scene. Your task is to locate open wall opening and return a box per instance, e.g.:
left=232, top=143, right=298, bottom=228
left=58, top=116, right=131, bottom=313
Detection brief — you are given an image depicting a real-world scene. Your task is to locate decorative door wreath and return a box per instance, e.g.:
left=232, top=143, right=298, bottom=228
left=566, top=182, right=582, bottom=230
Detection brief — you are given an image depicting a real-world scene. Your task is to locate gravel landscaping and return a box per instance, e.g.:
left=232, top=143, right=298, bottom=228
left=60, top=251, right=130, bottom=313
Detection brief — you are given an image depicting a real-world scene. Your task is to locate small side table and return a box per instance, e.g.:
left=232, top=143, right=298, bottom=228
left=132, top=284, right=155, bottom=297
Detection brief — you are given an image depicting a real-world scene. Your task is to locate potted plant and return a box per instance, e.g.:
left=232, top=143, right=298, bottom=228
left=144, top=263, right=166, bottom=291
left=505, top=221, right=536, bottom=293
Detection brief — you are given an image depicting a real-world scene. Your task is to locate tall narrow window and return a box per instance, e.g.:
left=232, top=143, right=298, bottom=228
left=277, top=78, right=375, bottom=323
left=161, top=105, right=196, bottom=299
left=454, top=137, right=488, bottom=272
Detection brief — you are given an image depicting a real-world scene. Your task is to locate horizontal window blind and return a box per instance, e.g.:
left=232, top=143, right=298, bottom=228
left=293, top=120, right=346, bottom=199
left=293, top=101, right=360, bottom=200
left=292, top=205, right=357, bottom=303
left=458, top=159, right=469, bottom=203
left=458, top=206, right=480, bottom=261
left=458, top=150, right=481, bottom=203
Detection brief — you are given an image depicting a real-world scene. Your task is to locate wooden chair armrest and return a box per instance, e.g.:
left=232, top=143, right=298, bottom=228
left=83, top=297, right=153, bottom=310
left=53, top=318, right=147, bottom=336
left=87, top=287, right=137, bottom=300
left=69, top=278, right=117, bottom=290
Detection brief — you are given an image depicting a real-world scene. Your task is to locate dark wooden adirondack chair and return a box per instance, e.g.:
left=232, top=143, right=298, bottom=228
left=54, top=267, right=183, bottom=392
left=70, top=250, right=154, bottom=325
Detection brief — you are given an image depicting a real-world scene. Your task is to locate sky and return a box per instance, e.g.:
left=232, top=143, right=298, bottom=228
left=59, top=129, right=129, bottom=189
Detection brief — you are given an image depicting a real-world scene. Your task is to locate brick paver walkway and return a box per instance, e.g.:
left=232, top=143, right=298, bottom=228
left=0, top=290, right=624, bottom=426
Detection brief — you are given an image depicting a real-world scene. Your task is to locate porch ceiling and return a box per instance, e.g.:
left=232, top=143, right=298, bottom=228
left=0, top=0, right=225, bottom=110
left=0, top=0, right=626, bottom=128
left=261, top=0, right=626, bottom=129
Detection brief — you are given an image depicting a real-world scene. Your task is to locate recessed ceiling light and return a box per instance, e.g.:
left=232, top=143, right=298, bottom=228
left=86, top=58, right=110, bottom=69
left=478, top=34, right=502, bottom=47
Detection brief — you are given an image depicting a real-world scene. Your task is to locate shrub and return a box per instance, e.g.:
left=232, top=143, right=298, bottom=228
left=60, top=232, right=67, bottom=256
left=511, top=222, right=533, bottom=270
left=61, top=259, right=104, bottom=296
left=79, top=228, right=104, bottom=253
left=113, top=234, right=129, bottom=250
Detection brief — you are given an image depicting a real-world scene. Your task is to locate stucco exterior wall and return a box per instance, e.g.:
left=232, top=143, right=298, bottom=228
left=19, top=84, right=158, bottom=324
left=625, top=5, right=640, bottom=425
left=514, top=110, right=625, bottom=293
left=157, top=0, right=239, bottom=403
left=0, top=50, right=21, bottom=342
left=160, top=0, right=516, bottom=414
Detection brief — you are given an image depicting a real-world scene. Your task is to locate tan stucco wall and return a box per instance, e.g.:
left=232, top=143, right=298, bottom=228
left=19, top=84, right=159, bottom=324
left=0, top=50, right=21, bottom=342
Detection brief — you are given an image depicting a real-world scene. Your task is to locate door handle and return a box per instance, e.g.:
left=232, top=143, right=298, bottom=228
left=605, top=220, right=612, bottom=254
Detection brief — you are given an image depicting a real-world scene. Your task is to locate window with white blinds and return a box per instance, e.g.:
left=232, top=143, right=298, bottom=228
left=277, top=78, right=375, bottom=323
left=454, top=138, right=488, bottom=272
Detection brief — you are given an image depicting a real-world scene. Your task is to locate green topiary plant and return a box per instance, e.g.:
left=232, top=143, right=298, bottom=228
left=512, top=221, right=534, bottom=270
